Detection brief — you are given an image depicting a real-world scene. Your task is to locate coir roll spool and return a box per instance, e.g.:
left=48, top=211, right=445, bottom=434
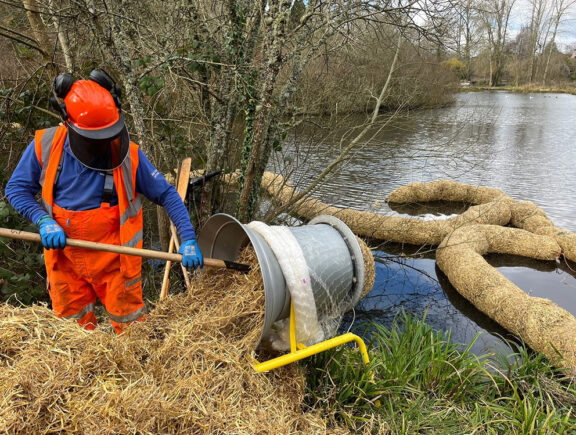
left=197, top=214, right=367, bottom=344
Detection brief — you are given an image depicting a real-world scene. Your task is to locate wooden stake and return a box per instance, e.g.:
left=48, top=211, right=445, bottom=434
left=160, top=158, right=192, bottom=300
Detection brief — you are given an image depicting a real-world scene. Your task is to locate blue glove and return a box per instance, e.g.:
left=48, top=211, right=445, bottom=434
left=179, top=239, right=203, bottom=269
left=36, top=215, right=66, bottom=250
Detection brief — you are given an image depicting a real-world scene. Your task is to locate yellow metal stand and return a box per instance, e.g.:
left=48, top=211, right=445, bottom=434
left=253, top=303, right=370, bottom=372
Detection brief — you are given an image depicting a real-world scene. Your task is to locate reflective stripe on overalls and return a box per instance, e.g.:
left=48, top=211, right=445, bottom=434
left=35, top=126, right=147, bottom=333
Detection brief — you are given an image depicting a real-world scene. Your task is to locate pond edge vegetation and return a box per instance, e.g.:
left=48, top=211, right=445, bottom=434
left=305, top=313, right=576, bottom=433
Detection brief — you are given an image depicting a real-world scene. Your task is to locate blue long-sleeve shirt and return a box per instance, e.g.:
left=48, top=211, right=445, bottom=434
left=5, top=137, right=196, bottom=241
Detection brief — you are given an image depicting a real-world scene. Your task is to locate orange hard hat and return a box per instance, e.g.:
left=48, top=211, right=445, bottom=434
left=63, top=79, right=129, bottom=170
left=64, top=80, right=121, bottom=131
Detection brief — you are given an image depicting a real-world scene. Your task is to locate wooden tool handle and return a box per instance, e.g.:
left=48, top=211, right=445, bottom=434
left=0, top=227, right=239, bottom=270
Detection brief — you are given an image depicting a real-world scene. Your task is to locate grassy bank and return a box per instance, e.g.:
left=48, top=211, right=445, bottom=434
left=305, top=314, right=576, bottom=433
left=461, top=85, right=576, bottom=96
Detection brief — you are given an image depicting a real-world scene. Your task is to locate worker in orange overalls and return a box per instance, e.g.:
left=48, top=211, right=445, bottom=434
left=5, top=70, right=202, bottom=333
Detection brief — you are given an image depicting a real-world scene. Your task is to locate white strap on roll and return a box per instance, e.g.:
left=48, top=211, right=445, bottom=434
left=248, top=221, right=322, bottom=348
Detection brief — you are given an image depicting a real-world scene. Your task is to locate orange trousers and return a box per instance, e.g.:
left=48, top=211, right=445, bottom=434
left=45, top=203, right=146, bottom=334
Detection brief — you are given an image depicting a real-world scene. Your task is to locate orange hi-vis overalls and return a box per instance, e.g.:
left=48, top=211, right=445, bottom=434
left=35, top=126, right=147, bottom=334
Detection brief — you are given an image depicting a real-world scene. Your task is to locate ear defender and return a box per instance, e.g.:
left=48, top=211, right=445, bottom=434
left=89, top=69, right=122, bottom=109
left=50, top=73, right=76, bottom=121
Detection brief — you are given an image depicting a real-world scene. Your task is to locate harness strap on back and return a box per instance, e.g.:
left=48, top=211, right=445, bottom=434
left=54, top=152, right=65, bottom=186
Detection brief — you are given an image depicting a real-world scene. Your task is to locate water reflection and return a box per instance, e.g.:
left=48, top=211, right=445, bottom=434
left=281, top=91, right=576, bottom=230
left=342, top=247, right=517, bottom=356
left=486, top=254, right=576, bottom=313
left=388, top=200, right=469, bottom=219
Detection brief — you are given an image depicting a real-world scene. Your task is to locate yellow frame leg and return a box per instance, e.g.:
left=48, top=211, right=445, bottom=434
left=253, top=303, right=370, bottom=373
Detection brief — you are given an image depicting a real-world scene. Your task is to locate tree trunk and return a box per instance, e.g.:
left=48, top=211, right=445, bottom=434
left=489, top=52, right=494, bottom=86
left=22, top=0, right=53, bottom=65
left=236, top=0, right=290, bottom=222
left=203, top=0, right=264, bottom=218
left=464, top=38, right=472, bottom=81
left=204, top=73, right=239, bottom=219
left=48, top=0, right=73, bottom=71
left=108, top=24, right=147, bottom=147
left=81, top=0, right=148, bottom=148
left=543, top=16, right=560, bottom=84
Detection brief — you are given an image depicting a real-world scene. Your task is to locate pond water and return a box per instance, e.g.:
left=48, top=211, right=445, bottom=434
left=280, top=91, right=576, bottom=355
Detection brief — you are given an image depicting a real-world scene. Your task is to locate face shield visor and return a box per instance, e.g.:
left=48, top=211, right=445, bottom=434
left=67, top=113, right=130, bottom=171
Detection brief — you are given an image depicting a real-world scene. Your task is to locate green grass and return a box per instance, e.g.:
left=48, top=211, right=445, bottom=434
left=304, top=313, right=576, bottom=433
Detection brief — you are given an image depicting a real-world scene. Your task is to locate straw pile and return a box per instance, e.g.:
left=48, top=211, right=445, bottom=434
left=0, top=249, right=334, bottom=434
left=437, top=225, right=576, bottom=370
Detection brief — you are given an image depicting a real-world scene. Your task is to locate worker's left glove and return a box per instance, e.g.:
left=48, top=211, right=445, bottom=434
left=36, top=215, right=66, bottom=250
left=179, top=239, right=203, bottom=269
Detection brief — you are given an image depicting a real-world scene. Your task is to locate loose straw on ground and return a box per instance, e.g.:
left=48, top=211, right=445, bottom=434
left=0, top=249, right=340, bottom=434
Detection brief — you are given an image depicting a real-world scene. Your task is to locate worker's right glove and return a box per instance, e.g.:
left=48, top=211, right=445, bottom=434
left=36, top=215, right=66, bottom=250
left=179, top=239, right=203, bottom=269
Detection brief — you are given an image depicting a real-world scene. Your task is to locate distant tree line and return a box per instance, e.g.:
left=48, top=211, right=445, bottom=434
left=437, top=0, right=576, bottom=86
